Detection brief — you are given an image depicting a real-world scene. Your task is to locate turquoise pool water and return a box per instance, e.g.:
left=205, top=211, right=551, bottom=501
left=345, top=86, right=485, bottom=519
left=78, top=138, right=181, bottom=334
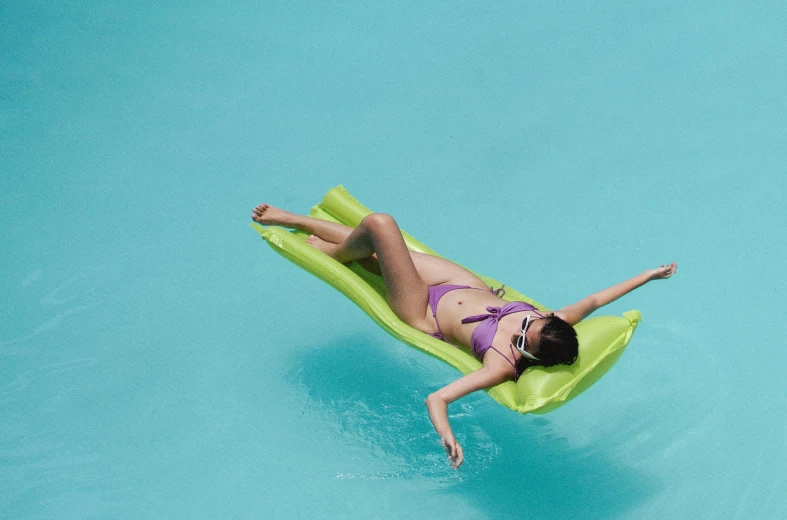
left=2, top=2, right=785, bottom=518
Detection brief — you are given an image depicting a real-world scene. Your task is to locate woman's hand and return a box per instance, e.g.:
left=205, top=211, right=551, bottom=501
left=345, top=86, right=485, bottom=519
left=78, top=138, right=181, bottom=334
left=441, top=434, right=464, bottom=469
left=425, top=368, right=507, bottom=470
left=644, top=263, right=678, bottom=281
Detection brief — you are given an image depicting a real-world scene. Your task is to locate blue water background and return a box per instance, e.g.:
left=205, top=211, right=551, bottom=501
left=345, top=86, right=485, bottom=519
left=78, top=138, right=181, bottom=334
left=2, top=2, right=785, bottom=518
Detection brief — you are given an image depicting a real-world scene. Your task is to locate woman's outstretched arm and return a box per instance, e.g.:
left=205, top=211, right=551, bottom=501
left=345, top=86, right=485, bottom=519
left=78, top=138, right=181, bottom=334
left=556, top=263, right=678, bottom=326
left=425, top=367, right=508, bottom=469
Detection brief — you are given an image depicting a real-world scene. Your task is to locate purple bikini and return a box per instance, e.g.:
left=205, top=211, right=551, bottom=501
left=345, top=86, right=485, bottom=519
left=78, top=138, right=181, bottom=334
left=427, top=284, right=542, bottom=380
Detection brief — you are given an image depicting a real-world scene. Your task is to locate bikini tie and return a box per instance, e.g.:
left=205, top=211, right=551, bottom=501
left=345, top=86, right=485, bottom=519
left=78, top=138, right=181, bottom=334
left=461, top=306, right=504, bottom=325
left=491, top=285, right=506, bottom=298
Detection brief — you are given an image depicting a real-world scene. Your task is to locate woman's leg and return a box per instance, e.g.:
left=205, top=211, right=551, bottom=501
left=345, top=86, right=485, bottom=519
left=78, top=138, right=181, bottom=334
left=306, top=213, right=430, bottom=326
left=252, top=203, right=354, bottom=243
left=252, top=203, right=387, bottom=274
left=252, top=205, right=488, bottom=320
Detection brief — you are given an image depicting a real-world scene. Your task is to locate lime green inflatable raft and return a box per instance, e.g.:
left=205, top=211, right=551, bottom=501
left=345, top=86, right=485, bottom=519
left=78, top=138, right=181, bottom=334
left=251, top=186, right=640, bottom=414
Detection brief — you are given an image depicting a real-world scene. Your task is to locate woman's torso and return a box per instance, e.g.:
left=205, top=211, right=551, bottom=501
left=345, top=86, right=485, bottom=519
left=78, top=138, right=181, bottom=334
left=427, top=286, right=540, bottom=361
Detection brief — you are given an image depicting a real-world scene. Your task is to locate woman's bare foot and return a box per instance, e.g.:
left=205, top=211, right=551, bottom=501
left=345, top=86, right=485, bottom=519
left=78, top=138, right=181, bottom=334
left=251, top=203, right=301, bottom=228
left=306, top=235, right=343, bottom=261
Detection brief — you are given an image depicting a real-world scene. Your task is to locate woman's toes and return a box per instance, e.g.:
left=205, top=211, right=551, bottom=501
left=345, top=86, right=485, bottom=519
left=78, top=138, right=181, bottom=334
left=250, top=203, right=298, bottom=228
left=252, top=204, right=270, bottom=220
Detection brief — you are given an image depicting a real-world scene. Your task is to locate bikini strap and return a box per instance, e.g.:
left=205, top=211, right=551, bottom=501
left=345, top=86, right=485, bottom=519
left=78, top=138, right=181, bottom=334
left=509, top=343, right=522, bottom=381
left=487, top=345, right=520, bottom=381
left=490, top=285, right=506, bottom=298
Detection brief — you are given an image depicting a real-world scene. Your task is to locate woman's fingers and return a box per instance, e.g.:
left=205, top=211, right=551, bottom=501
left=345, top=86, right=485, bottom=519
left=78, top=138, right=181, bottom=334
left=441, top=437, right=454, bottom=456
left=454, top=443, right=464, bottom=469
left=652, top=262, right=677, bottom=279
left=441, top=436, right=464, bottom=469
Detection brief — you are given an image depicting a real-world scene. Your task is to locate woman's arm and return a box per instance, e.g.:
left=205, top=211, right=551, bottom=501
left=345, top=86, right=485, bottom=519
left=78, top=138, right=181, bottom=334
left=425, top=367, right=508, bottom=469
left=556, top=263, right=677, bottom=326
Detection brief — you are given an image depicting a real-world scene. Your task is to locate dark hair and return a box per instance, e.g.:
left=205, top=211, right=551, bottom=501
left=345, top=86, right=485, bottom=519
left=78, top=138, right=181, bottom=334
left=536, top=315, right=579, bottom=367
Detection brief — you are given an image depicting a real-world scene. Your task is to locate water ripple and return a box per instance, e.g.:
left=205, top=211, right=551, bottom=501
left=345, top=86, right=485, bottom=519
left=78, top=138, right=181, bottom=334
left=0, top=358, right=98, bottom=403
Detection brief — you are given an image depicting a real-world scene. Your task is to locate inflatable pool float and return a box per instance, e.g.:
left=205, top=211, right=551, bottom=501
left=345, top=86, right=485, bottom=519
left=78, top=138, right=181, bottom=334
left=251, top=186, right=640, bottom=414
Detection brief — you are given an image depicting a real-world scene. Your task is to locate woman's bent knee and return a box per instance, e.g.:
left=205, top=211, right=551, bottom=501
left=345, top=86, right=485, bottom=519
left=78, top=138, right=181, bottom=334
left=362, top=213, right=397, bottom=232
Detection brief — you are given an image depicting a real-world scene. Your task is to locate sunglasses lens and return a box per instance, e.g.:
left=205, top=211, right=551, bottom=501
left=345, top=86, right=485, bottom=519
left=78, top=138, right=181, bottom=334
left=517, top=317, right=530, bottom=351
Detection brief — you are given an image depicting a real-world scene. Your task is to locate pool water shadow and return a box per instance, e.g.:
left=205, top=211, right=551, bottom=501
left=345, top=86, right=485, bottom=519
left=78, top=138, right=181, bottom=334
left=287, top=334, right=661, bottom=519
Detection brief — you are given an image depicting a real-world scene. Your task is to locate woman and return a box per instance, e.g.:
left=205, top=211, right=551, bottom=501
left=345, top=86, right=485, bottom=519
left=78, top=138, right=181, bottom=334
left=251, top=203, right=677, bottom=469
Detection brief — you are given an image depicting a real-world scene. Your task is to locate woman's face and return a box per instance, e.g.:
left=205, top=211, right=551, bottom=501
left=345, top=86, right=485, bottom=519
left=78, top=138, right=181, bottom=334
left=512, top=315, right=548, bottom=360
left=524, top=318, right=548, bottom=358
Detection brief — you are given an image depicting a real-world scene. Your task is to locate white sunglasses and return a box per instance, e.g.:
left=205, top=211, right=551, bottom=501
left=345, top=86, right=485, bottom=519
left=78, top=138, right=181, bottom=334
left=515, top=315, right=541, bottom=361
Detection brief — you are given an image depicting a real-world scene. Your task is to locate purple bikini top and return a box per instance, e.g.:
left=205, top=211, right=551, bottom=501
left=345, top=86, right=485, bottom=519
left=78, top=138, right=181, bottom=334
left=462, top=301, right=537, bottom=362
